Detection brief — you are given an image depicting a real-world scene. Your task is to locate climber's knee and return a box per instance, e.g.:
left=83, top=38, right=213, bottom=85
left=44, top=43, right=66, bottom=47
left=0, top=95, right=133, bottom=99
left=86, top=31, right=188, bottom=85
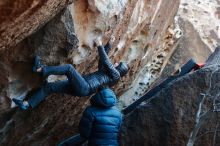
left=66, top=64, right=74, bottom=70
left=65, top=64, right=76, bottom=75
left=43, top=82, right=55, bottom=94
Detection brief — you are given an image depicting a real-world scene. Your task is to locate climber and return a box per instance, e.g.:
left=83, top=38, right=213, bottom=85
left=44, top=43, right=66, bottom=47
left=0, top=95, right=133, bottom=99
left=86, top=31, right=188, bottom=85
left=58, top=87, right=122, bottom=146
left=12, top=36, right=129, bottom=110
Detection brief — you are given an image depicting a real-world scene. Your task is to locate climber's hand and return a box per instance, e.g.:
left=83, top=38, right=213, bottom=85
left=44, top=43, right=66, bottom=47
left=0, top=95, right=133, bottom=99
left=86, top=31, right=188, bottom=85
left=94, top=37, right=103, bottom=47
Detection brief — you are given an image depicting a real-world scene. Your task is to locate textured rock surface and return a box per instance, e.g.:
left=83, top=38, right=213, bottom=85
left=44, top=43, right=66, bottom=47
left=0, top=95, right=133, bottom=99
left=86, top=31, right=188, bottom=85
left=0, top=5, right=80, bottom=146
left=0, top=0, right=181, bottom=110
left=0, top=0, right=73, bottom=51
left=117, top=0, right=181, bottom=107
left=0, top=0, right=187, bottom=146
left=0, top=6, right=78, bottom=110
left=121, top=47, right=220, bottom=146
left=160, top=18, right=211, bottom=79
left=177, top=0, right=220, bottom=51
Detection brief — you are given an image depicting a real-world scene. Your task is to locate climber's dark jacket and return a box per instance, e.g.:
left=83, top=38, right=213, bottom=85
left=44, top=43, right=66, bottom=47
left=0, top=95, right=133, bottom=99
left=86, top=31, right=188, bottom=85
left=79, top=88, right=122, bottom=146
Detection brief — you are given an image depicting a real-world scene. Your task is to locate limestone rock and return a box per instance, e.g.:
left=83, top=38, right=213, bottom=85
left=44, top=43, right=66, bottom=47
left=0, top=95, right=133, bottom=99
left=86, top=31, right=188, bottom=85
left=28, top=7, right=78, bottom=64
left=121, top=47, right=220, bottom=146
left=88, top=0, right=127, bottom=18
left=0, top=0, right=73, bottom=51
left=0, top=0, right=182, bottom=146
left=177, top=0, right=220, bottom=51
left=0, top=7, right=78, bottom=113
left=160, top=18, right=211, bottom=79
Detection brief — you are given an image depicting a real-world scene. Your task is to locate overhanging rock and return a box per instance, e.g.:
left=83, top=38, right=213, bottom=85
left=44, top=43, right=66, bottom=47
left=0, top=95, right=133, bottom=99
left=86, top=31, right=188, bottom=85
left=0, top=0, right=73, bottom=51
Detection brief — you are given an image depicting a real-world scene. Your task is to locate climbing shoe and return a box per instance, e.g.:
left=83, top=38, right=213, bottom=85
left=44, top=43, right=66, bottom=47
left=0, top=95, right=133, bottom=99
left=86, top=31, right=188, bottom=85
left=12, top=98, right=29, bottom=110
left=32, top=55, right=44, bottom=73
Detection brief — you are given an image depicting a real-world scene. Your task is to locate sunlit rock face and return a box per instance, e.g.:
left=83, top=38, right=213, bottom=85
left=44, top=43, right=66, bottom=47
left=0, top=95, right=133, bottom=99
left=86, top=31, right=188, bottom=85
left=159, top=18, right=212, bottom=80
left=177, top=0, right=220, bottom=51
left=0, top=0, right=73, bottom=51
left=121, top=47, right=220, bottom=146
left=0, top=0, right=183, bottom=145
left=117, top=0, right=181, bottom=108
left=69, top=0, right=182, bottom=109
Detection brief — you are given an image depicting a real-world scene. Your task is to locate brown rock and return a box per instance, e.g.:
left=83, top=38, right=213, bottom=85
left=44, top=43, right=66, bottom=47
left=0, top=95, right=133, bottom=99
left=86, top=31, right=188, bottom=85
left=0, top=0, right=182, bottom=145
left=0, top=0, right=73, bottom=51
left=121, top=47, right=220, bottom=146
left=160, top=18, right=211, bottom=79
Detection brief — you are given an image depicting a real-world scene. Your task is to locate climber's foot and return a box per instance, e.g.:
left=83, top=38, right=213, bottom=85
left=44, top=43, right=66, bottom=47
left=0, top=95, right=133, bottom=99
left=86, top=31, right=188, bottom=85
left=12, top=98, right=29, bottom=110
left=32, top=56, right=44, bottom=73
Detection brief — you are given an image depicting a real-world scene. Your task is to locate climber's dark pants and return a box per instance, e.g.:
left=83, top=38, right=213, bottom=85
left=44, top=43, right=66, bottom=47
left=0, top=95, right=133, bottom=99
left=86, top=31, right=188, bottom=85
left=28, top=64, right=90, bottom=108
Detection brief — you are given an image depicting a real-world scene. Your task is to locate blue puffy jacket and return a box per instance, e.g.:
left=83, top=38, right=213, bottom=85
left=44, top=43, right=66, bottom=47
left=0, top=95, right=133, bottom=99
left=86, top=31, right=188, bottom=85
left=79, top=88, right=122, bottom=146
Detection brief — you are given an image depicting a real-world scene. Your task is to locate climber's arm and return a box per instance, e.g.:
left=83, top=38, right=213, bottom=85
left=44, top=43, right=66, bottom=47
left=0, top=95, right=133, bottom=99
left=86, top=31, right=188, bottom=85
left=98, top=42, right=112, bottom=70
left=98, top=45, right=120, bottom=80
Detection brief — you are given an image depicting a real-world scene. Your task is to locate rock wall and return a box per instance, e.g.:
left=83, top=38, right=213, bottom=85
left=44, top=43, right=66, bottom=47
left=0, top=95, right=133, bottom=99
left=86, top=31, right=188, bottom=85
left=121, top=47, right=220, bottom=146
left=0, top=6, right=80, bottom=146
left=177, top=0, right=220, bottom=51
left=160, top=18, right=211, bottom=80
left=0, top=6, right=78, bottom=111
left=0, top=0, right=183, bottom=145
left=0, top=0, right=73, bottom=51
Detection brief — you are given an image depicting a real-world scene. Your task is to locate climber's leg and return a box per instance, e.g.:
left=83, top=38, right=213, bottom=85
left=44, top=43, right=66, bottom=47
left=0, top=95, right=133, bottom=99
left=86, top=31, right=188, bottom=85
left=42, top=64, right=89, bottom=93
left=28, top=80, right=71, bottom=108
left=41, top=64, right=77, bottom=78
left=42, top=64, right=90, bottom=96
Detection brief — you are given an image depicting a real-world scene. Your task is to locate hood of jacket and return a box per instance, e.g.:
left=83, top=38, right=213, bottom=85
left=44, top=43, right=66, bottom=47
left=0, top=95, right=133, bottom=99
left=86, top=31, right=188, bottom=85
left=90, top=88, right=117, bottom=108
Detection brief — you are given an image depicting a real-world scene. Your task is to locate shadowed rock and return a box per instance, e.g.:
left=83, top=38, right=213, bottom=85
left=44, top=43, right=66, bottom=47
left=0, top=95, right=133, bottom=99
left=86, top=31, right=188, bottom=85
left=121, top=47, right=220, bottom=146
left=0, top=0, right=73, bottom=51
left=0, top=0, right=182, bottom=146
